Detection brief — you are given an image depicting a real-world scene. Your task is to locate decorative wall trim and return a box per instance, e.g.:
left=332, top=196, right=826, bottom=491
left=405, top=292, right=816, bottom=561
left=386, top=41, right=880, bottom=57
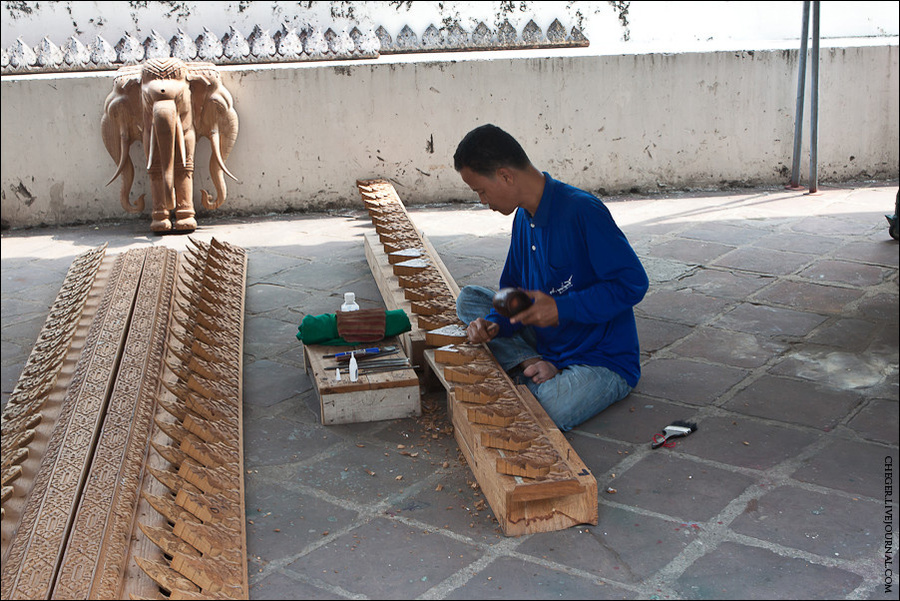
left=1, top=19, right=588, bottom=74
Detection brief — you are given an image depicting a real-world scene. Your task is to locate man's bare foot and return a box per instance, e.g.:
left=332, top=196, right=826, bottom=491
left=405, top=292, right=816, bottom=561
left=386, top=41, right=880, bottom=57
left=521, top=358, right=559, bottom=385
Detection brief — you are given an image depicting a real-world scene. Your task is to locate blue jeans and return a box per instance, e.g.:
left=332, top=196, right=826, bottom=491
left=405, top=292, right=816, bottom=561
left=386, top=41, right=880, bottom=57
left=456, top=285, right=632, bottom=432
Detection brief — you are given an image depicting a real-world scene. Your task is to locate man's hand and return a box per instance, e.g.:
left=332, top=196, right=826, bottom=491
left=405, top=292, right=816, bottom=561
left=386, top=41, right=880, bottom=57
left=510, top=290, right=559, bottom=327
left=467, top=317, right=499, bottom=344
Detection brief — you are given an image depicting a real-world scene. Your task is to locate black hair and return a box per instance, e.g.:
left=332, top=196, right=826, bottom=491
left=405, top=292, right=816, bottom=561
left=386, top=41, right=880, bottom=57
left=453, top=124, right=531, bottom=175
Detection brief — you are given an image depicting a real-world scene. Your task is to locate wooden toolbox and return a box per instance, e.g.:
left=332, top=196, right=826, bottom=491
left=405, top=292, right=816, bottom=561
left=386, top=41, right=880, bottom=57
left=302, top=340, right=421, bottom=425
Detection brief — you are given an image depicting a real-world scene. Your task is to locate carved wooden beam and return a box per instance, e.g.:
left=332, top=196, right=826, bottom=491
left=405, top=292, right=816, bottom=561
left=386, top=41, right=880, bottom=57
left=0, top=239, right=248, bottom=599
left=356, top=179, right=598, bottom=536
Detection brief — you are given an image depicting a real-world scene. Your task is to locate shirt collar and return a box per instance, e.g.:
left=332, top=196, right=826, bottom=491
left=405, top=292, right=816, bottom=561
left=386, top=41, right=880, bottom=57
left=528, top=172, right=555, bottom=227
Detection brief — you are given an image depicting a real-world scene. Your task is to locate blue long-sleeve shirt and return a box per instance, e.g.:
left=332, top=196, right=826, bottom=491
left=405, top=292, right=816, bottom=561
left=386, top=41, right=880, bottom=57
left=486, top=173, right=649, bottom=387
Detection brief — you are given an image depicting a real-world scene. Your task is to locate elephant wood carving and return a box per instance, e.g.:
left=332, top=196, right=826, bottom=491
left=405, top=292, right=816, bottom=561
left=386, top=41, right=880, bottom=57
left=101, top=57, right=239, bottom=232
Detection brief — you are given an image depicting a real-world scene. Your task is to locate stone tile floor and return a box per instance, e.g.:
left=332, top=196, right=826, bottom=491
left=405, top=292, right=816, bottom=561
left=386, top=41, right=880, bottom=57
left=2, top=182, right=898, bottom=599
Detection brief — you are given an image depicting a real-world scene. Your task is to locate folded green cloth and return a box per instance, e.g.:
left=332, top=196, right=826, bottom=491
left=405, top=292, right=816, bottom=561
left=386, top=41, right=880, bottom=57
left=297, top=309, right=411, bottom=346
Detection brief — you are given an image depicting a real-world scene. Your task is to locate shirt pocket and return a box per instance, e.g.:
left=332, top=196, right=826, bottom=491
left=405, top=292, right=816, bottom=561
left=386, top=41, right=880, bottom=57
left=547, top=234, right=574, bottom=272
left=546, top=237, right=578, bottom=295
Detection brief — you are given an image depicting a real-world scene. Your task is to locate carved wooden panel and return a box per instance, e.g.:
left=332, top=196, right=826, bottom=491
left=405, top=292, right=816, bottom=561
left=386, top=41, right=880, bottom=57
left=0, top=239, right=248, bottom=599
left=356, top=179, right=597, bottom=536
left=1, top=244, right=106, bottom=558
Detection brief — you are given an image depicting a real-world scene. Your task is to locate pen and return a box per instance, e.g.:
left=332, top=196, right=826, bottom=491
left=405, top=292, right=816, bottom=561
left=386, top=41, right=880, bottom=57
left=322, top=346, right=398, bottom=359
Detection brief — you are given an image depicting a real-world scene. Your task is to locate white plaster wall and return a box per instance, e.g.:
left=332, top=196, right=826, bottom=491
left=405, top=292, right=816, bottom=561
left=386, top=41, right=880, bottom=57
left=2, top=42, right=897, bottom=229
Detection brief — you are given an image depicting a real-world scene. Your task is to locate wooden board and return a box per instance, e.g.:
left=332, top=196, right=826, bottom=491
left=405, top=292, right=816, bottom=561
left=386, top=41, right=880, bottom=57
left=1, top=239, right=249, bottom=599
left=303, top=341, right=421, bottom=425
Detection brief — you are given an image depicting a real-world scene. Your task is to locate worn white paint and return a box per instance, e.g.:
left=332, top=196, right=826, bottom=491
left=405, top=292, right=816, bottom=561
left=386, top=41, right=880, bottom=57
left=2, top=41, right=897, bottom=229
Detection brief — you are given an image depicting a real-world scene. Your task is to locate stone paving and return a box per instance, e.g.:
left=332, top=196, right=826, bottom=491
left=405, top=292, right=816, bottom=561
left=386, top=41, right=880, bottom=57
left=1, top=182, right=898, bottom=600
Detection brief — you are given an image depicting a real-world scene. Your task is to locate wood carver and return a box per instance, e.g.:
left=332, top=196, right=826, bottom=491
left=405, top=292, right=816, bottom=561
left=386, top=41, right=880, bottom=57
left=101, top=57, right=239, bottom=233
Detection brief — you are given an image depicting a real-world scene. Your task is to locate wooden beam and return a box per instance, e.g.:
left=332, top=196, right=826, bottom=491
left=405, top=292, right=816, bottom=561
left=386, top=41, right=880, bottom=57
left=0, top=239, right=250, bottom=599
left=356, top=178, right=598, bottom=536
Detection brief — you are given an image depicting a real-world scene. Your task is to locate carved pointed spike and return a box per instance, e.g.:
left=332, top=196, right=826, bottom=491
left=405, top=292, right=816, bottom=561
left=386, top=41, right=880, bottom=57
left=175, top=297, right=198, bottom=319
left=186, top=356, right=220, bottom=383
left=164, top=358, right=190, bottom=382
left=183, top=412, right=238, bottom=447
left=195, top=311, right=223, bottom=333
left=178, top=271, right=203, bottom=295
left=197, top=286, right=220, bottom=308
left=146, top=465, right=185, bottom=493
left=183, top=251, right=206, bottom=272
left=157, top=395, right=187, bottom=421
left=189, top=339, right=219, bottom=364
left=1, top=412, right=41, bottom=438
left=170, top=552, right=229, bottom=593
left=195, top=295, right=221, bottom=318
left=172, top=310, right=196, bottom=335
left=151, top=440, right=187, bottom=467
left=138, top=522, right=202, bottom=558
left=184, top=390, right=235, bottom=422
left=133, top=556, right=201, bottom=595
left=2, top=446, right=30, bottom=471
left=175, top=487, right=240, bottom=524
left=167, top=343, right=193, bottom=367
left=1, top=465, right=24, bottom=487
left=140, top=491, right=202, bottom=525
left=178, top=461, right=224, bottom=495
left=200, top=276, right=227, bottom=295
left=192, top=326, right=219, bottom=347
left=200, top=269, right=229, bottom=287
left=155, top=417, right=188, bottom=445
left=186, top=374, right=217, bottom=401
left=171, top=324, right=198, bottom=348
left=162, top=378, right=190, bottom=402
left=172, top=520, right=226, bottom=558
left=179, top=433, right=221, bottom=467
left=209, top=237, right=238, bottom=255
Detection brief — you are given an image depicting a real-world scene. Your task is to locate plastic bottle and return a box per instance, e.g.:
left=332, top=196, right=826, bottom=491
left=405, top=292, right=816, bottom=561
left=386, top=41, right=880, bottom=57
left=349, top=352, right=359, bottom=382
left=341, top=292, right=359, bottom=312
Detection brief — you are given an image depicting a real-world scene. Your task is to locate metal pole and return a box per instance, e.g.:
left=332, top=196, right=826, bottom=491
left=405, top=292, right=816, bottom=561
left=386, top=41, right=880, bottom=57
left=808, top=1, right=820, bottom=194
left=788, top=1, right=810, bottom=189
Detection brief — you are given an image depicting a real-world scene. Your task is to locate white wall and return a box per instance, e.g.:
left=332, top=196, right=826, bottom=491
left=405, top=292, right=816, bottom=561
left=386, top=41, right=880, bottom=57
left=2, top=41, right=897, bottom=229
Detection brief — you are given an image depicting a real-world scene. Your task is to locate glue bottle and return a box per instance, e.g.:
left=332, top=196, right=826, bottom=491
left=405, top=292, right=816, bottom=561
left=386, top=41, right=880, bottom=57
left=341, top=292, right=359, bottom=312
left=349, top=351, right=359, bottom=382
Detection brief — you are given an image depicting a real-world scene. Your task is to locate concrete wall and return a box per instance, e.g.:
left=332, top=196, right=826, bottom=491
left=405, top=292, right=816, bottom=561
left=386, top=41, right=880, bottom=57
left=2, top=42, right=898, bottom=229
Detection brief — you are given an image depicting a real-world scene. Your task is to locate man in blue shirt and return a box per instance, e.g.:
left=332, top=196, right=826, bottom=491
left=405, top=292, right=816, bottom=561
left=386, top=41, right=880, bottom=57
left=453, top=124, right=649, bottom=431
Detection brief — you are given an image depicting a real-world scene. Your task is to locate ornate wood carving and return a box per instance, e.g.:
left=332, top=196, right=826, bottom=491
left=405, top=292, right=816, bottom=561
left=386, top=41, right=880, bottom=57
left=0, top=239, right=248, bottom=599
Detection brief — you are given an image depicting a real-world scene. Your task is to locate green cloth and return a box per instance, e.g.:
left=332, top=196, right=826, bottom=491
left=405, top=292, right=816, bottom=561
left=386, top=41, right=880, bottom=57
left=297, top=309, right=411, bottom=346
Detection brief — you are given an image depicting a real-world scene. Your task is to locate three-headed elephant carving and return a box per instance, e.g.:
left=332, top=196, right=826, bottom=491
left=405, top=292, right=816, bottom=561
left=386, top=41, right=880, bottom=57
left=101, top=58, right=238, bottom=233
